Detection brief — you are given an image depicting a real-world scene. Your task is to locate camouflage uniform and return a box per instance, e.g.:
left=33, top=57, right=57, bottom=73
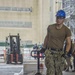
left=45, top=49, right=65, bottom=75
left=42, top=24, right=71, bottom=75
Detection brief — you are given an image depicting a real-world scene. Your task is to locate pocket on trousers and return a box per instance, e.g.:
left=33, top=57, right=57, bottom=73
left=45, top=49, right=54, bottom=68
left=45, top=57, right=51, bottom=68
left=61, top=57, right=66, bottom=71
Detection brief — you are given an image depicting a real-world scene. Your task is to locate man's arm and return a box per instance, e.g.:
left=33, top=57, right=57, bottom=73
left=40, top=26, right=49, bottom=53
left=43, top=35, right=48, bottom=48
left=65, top=36, right=71, bottom=53
left=43, top=26, right=49, bottom=48
left=40, top=35, right=48, bottom=53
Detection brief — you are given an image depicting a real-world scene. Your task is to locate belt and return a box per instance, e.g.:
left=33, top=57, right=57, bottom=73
left=48, top=48, right=62, bottom=51
left=47, top=48, right=63, bottom=55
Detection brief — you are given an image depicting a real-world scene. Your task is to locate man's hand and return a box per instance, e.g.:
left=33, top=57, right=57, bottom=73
left=62, top=54, right=68, bottom=58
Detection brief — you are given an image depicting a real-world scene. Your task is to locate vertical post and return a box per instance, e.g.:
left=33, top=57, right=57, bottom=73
left=35, top=50, right=42, bottom=75
left=37, top=51, right=40, bottom=73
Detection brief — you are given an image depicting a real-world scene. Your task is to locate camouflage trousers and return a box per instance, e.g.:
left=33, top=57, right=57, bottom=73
left=44, top=49, right=65, bottom=75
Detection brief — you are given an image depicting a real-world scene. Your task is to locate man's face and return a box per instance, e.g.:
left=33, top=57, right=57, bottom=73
left=56, top=17, right=65, bottom=25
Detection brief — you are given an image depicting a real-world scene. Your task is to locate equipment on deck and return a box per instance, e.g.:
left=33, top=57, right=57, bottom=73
left=5, top=34, right=23, bottom=64
left=31, top=50, right=45, bottom=75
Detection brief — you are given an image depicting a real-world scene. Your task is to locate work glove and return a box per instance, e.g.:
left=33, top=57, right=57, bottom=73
left=39, top=47, right=46, bottom=53
left=61, top=54, right=68, bottom=58
left=61, top=51, right=68, bottom=58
